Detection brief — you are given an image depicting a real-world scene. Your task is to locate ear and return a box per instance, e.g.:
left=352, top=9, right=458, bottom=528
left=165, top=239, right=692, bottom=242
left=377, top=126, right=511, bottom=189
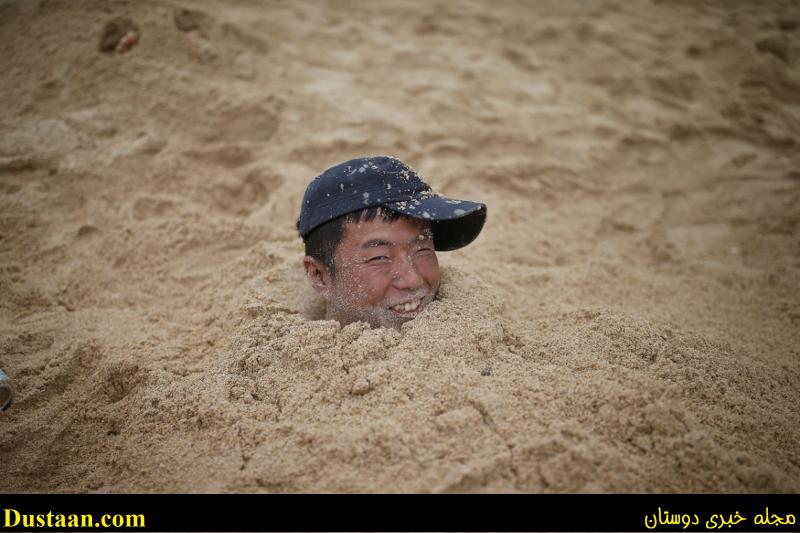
left=303, top=256, right=333, bottom=300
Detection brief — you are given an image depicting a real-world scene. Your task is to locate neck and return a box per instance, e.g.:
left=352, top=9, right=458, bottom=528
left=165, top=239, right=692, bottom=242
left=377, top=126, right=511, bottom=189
left=325, top=304, right=347, bottom=326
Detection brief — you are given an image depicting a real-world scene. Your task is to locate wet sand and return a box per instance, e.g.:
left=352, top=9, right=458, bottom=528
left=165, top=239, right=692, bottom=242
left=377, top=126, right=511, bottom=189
left=0, top=0, right=798, bottom=492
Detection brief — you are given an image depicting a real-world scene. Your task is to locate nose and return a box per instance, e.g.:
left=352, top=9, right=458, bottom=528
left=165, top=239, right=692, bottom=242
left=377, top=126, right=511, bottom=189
left=392, top=254, right=424, bottom=290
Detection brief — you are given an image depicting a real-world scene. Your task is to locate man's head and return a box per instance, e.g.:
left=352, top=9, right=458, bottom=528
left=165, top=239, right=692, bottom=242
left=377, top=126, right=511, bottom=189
left=301, top=206, right=440, bottom=329
left=297, top=156, right=486, bottom=330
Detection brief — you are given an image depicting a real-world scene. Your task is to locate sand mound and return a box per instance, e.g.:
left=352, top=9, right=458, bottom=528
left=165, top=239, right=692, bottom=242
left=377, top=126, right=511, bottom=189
left=219, top=266, right=800, bottom=492
left=1, top=0, right=799, bottom=492
left=3, top=266, right=798, bottom=492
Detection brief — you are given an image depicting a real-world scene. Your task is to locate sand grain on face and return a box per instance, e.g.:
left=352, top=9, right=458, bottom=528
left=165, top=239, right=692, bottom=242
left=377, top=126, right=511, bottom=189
left=1, top=0, right=799, bottom=492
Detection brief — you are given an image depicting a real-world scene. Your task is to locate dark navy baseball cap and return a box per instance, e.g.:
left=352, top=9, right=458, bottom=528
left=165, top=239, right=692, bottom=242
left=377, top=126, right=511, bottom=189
left=297, top=156, right=487, bottom=251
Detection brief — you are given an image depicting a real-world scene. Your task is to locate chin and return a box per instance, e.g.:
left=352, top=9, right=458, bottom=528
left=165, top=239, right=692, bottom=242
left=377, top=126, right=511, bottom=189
left=378, top=302, right=430, bottom=330
left=377, top=316, right=413, bottom=331
left=333, top=300, right=428, bottom=330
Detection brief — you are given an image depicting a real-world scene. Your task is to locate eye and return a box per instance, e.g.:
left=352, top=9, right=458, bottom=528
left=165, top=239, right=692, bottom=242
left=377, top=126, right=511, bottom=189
left=368, top=255, right=390, bottom=262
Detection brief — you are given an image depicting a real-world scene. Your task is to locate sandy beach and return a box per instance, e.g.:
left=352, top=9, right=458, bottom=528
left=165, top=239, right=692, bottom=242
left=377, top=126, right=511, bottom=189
left=1, top=0, right=799, bottom=492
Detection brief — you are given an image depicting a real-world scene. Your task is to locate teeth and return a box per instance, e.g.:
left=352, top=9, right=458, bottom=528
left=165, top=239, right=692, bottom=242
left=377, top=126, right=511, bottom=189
left=392, top=299, right=421, bottom=313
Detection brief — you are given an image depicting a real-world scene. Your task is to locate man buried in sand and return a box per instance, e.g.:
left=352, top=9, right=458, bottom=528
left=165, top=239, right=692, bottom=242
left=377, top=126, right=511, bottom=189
left=297, top=156, right=487, bottom=330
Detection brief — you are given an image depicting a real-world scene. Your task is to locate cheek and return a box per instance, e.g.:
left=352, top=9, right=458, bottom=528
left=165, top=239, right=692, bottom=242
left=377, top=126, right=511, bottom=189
left=338, top=269, right=391, bottom=305
left=417, top=254, right=440, bottom=287
left=360, top=270, right=395, bottom=305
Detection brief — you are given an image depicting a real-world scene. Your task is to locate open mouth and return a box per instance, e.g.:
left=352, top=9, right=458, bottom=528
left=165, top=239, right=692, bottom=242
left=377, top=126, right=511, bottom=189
left=388, top=297, right=424, bottom=315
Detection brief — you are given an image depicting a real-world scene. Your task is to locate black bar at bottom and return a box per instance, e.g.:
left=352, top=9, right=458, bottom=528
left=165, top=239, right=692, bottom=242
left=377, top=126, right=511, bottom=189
left=1, top=494, right=798, bottom=532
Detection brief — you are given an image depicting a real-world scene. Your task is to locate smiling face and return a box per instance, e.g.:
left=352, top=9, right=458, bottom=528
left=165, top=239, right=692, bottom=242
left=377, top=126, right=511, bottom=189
left=304, top=212, right=440, bottom=330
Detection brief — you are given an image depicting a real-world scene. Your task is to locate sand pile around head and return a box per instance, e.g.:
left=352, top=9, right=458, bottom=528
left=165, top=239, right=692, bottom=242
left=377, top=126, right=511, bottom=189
left=214, top=265, right=800, bottom=492
left=48, top=265, right=788, bottom=493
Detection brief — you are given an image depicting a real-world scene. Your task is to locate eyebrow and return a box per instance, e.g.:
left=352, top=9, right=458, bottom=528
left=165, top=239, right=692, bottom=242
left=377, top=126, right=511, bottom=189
left=361, top=239, right=394, bottom=249
left=360, top=232, right=433, bottom=250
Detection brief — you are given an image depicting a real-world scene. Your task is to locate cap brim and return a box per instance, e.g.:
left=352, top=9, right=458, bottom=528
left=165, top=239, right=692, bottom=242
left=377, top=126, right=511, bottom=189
left=384, top=195, right=487, bottom=251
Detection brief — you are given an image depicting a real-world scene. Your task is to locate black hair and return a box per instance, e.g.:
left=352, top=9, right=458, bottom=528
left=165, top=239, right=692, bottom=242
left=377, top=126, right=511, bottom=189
left=297, top=206, right=403, bottom=277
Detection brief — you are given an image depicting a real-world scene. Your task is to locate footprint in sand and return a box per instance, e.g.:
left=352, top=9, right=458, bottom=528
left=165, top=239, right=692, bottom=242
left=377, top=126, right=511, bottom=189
left=183, top=144, right=255, bottom=169
left=501, top=46, right=542, bottom=72
left=646, top=71, right=702, bottom=107
left=131, top=196, right=177, bottom=221
left=92, top=363, right=143, bottom=404
left=211, top=168, right=283, bottom=216
left=173, top=7, right=269, bottom=64
left=197, top=101, right=281, bottom=143
left=754, top=36, right=792, bottom=64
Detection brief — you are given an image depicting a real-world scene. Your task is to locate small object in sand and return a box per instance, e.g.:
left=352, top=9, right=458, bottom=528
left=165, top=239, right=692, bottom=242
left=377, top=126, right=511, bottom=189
left=755, top=37, right=790, bottom=63
left=174, top=8, right=208, bottom=35
left=115, top=30, right=139, bottom=53
left=480, top=366, right=492, bottom=376
left=99, top=17, right=140, bottom=54
left=0, top=369, right=13, bottom=411
left=183, top=30, right=216, bottom=63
